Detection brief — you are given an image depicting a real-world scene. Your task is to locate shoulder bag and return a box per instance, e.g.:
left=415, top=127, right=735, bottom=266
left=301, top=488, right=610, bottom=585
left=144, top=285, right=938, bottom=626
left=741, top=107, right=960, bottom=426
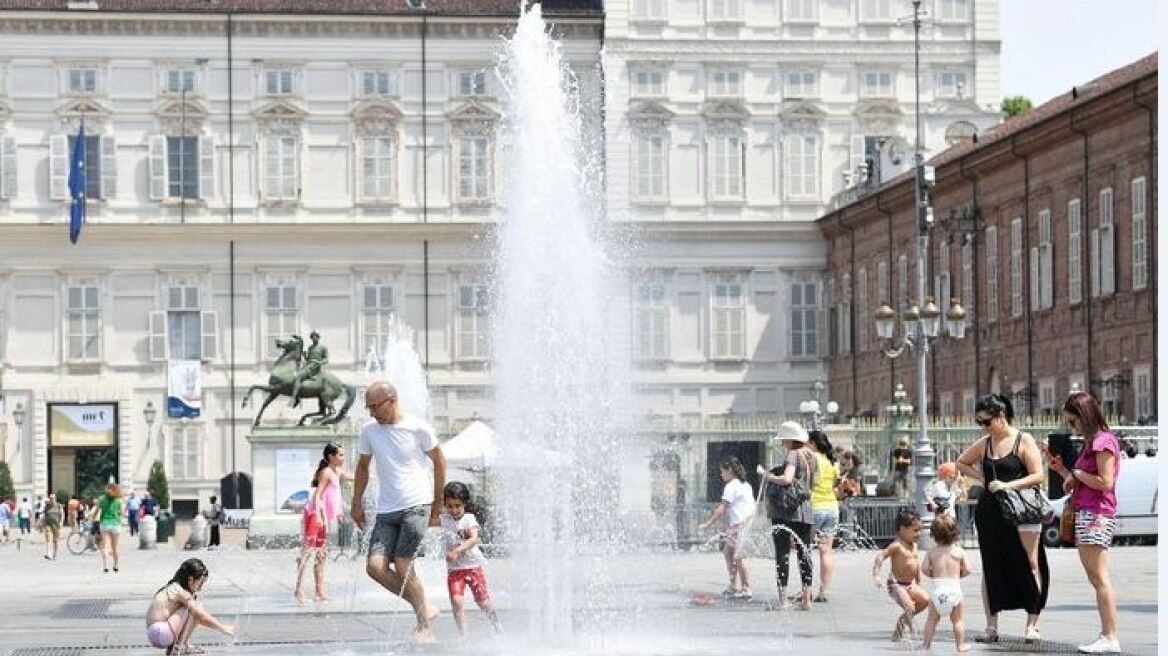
left=769, top=451, right=812, bottom=514
left=986, top=435, right=1052, bottom=526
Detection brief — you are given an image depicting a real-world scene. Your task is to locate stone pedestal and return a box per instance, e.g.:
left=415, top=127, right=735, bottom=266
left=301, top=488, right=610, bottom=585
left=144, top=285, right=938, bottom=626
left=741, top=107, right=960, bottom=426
left=245, top=426, right=356, bottom=549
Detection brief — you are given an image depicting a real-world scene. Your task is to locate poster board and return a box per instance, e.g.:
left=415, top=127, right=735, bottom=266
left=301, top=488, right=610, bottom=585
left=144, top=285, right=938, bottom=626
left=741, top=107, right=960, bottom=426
left=48, top=402, right=117, bottom=448
left=274, top=448, right=314, bottom=514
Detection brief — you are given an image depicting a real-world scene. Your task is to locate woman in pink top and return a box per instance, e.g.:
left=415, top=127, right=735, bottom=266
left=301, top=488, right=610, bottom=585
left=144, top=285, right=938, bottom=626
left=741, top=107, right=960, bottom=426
left=294, top=442, right=353, bottom=606
left=1047, top=392, right=1121, bottom=654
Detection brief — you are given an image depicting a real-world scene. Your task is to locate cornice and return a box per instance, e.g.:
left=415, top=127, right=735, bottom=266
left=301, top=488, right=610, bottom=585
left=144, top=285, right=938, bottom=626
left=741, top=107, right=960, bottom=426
left=604, top=40, right=1000, bottom=57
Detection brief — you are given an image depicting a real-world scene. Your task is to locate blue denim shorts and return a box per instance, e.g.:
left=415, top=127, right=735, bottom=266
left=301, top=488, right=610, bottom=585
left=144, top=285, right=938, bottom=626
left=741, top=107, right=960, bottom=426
left=368, top=505, right=429, bottom=559
left=812, top=508, right=839, bottom=536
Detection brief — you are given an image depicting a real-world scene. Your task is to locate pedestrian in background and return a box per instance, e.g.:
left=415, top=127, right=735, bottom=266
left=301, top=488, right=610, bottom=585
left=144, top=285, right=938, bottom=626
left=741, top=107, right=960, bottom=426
left=17, top=496, right=32, bottom=534
left=760, top=421, right=818, bottom=610
left=891, top=438, right=913, bottom=499
left=42, top=493, right=62, bottom=560
left=96, top=483, right=124, bottom=573
left=127, top=492, right=141, bottom=537
left=0, top=498, right=12, bottom=542
left=142, top=492, right=159, bottom=519
left=1048, top=391, right=1122, bottom=655
left=205, top=496, right=223, bottom=549
left=66, top=495, right=81, bottom=529
left=807, top=430, right=842, bottom=603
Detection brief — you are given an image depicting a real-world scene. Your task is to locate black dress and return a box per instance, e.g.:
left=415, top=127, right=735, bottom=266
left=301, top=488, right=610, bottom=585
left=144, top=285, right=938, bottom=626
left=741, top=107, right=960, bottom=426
left=974, top=432, right=1050, bottom=616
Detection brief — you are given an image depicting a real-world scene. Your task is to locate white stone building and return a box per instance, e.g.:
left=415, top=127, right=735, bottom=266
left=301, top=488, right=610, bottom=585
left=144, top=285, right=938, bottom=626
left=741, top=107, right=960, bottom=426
left=0, top=0, right=1001, bottom=509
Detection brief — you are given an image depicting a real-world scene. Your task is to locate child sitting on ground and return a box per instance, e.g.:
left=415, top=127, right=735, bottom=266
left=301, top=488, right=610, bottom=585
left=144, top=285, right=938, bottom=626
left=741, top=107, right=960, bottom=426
left=872, top=510, right=929, bottom=642
left=921, top=514, right=973, bottom=652
left=441, top=482, right=502, bottom=635
left=146, top=558, right=236, bottom=655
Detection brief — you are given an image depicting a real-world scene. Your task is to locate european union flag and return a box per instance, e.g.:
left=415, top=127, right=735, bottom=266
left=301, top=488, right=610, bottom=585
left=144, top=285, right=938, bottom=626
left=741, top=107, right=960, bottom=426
left=68, top=119, right=86, bottom=245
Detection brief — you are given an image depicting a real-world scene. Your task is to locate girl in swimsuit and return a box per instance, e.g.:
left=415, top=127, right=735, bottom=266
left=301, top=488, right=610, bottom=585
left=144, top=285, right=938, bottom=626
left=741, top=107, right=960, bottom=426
left=146, top=558, right=236, bottom=655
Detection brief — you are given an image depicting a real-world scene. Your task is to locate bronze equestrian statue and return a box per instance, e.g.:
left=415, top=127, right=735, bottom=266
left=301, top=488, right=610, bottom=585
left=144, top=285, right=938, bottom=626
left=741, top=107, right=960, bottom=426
left=242, top=334, right=356, bottom=427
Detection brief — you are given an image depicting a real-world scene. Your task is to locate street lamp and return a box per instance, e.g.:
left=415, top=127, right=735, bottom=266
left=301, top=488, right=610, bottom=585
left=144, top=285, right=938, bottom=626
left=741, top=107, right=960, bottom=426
left=799, top=381, right=839, bottom=431
left=143, top=400, right=157, bottom=449
left=12, top=402, right=25, bottom=455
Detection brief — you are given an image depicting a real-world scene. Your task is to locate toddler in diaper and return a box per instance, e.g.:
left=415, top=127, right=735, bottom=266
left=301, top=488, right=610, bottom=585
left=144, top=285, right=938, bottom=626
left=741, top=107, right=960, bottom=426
left=921, top=514, right=973, bottom=652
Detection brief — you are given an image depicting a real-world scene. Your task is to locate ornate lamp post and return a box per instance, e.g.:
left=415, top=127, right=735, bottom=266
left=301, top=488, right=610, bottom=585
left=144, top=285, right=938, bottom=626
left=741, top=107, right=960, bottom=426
left=12, top=402, right=26, bottom=456
left=143, top=400, right=157, bottom=449
left=799, top=381, right=839, bottom=431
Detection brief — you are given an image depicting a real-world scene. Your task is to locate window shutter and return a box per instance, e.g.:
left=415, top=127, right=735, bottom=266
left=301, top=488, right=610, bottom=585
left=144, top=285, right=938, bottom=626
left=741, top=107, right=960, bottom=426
left=816, top=306, right=827, bottom=358
left=100, top=135, right=117, bottom=199
left=149, top=310, right=167, bottom=361
left=200, top=310, right=218, bottom=361
left=0, top=135, right=15, bottom=199
left=1089, top=228, right=1100, bottom=298
left=354, top=137, right=364, bottom=203
left=49, top=135, right=68, bottom=200
left=199, top=135, right=215, bottom=200
left=1029, top=246, right=1039, bottom=310
left=1041, top=244, right=1053, bottom=309
left=1101, top=225, right=1115, bottom=295
left=148, top=136, right=166, bottom=200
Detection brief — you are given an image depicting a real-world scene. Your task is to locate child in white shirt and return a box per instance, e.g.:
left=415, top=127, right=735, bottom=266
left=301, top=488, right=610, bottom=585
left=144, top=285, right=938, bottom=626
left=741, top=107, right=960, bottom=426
left=699, top=457, right=756, bottom=599
left=441, top=482, right=502, bottom=635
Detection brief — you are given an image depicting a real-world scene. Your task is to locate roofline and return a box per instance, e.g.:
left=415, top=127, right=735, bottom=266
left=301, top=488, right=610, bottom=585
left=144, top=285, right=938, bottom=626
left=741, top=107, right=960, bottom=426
left=0, top=7, right=603, bottom=20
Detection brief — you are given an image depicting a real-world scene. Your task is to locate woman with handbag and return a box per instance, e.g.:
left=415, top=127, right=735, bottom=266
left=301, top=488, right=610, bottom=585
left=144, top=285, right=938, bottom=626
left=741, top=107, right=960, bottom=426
left=1047, top=392, right=1122, bottom=654
left=758, top=421, right=818, bottom=610
left=955, top=394, right=1049, bottom=643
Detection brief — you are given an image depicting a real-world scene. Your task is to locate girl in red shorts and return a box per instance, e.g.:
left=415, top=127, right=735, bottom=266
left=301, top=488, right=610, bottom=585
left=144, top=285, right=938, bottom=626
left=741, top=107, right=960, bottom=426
left=294, top=442, right=352, bottom=606
left=441, top=482, right=502, bottom=635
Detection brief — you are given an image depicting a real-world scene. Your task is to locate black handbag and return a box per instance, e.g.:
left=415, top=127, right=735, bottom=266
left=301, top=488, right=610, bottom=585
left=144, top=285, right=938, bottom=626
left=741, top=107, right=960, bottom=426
left=986, top=437, right=1052, bottom=526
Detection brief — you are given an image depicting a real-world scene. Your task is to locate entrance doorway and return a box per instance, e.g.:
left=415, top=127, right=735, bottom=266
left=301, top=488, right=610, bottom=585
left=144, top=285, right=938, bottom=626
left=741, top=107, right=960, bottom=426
left=50, top=447, right=118, bottom=500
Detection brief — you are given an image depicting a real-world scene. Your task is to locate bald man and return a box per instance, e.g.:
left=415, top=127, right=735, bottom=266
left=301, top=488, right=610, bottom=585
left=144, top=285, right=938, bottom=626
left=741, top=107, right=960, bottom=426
left=351, top=380, right=446, bottom=643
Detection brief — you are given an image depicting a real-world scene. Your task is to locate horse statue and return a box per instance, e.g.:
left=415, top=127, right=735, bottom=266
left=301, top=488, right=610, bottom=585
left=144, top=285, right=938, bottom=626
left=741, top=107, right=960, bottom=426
left=242, top=335, right=357, bottom=427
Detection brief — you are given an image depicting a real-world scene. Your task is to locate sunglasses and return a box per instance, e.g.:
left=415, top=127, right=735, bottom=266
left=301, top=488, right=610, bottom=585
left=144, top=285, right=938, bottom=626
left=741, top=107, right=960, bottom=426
left=366, top=397, right=397, bottom=411
left=974, top=416, right=994, bottom=427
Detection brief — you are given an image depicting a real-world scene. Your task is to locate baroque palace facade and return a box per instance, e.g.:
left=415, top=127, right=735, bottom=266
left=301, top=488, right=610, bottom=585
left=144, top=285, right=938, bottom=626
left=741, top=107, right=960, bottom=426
left=0, top=0, right=1000, bottom=507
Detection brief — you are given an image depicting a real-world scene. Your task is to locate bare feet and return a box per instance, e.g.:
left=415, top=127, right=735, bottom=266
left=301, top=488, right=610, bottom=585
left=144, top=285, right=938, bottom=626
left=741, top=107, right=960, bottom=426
left=314, top=594, right=330, bottom=602
left=957, top=643, right=972, bottom=652
left=423, top=604, right=440, bottom=622
left=294, top=593, right=307, bottom=607
left=409, top=627, right=436, bottom=644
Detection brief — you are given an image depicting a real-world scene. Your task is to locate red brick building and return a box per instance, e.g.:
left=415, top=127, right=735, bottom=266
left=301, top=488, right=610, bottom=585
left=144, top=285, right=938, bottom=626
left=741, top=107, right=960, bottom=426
left=819, top=55, right=1157, bottom=422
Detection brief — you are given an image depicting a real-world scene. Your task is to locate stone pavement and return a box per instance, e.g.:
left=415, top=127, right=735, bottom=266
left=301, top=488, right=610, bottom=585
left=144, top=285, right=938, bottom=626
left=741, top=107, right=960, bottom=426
left=0, top=533, right=1156, bottom=655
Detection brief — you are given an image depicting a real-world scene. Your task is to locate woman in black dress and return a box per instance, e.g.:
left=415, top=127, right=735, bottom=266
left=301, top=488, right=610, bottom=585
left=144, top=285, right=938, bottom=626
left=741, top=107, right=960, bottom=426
left=956, top=394, right=1049, bottom=643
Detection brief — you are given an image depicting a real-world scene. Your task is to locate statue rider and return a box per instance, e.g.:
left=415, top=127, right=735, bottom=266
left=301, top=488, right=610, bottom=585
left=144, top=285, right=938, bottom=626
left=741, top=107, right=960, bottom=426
left=291, top=330, right=329, bottom=408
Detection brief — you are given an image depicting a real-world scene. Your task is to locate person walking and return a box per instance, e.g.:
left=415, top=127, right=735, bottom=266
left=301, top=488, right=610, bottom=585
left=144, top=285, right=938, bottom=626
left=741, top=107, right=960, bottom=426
left=141, top=492, right=159, bottom=519
left=891, top=438, right=913, bottom=499
left=95, top=483, right=124, bottom=573
left=0, top=498, right=12, bottom=543
left=351, top=380, right=446, bottom=644
left=42, top=493, right=62, bottom=560
left=126, top=492, right=141, bottom=537
left=807, top=430, right=842, bottom=603
left=956, top=394, right=1048, bottom=643
left=759, top=421, right=818, bottom=610
left=294, top=442, right=353, bottom=605
left=1048, top=391, right=1123, bottom=654
left=17, top=496, right=32, bottom=535
left=66, top=495, right=81, bottom=529
left=206, top=495, right=223, bottom=549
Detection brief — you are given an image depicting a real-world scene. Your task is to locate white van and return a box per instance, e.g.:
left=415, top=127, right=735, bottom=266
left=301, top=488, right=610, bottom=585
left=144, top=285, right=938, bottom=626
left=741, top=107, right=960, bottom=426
left=1043, top=454, right=1158, bottom=547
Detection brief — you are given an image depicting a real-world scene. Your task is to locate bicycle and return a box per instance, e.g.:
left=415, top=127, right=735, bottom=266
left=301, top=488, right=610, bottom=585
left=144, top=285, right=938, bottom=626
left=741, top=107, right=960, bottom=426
left=67, top=520, right=100, bottom=556
left=333, top=524, right=368, bottom=562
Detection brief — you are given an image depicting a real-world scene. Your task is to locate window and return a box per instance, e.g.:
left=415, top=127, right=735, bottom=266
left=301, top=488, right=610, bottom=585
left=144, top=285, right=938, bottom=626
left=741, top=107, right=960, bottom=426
left=1034, top=209, right=1053, bottom=309
left=860, top=71, right=894, bottom=98
left=784, top=0, right=816, bottom=22
left=936, top=243, right=951, bottom=316
left=1134, top=366, right=1152, bottom=420
left=632, top=69, right=666, bottom=97
left=985, top=226, right=998, bottom=322
left=710, top=133, right=743, bottom=199
left=149, top=136, right=213, bottom=201
left=936, top=0, right=969, bottom=21
left=708, top=0, right=742, bottom=21
left=857, top=267, right=868, bottom=350
left=784, top=134, right=818, bottom=199
left=633, top=132, right=667, bottom=201
left=839, top=274, right=852, bottom=355
left=1068, top=198, right=1082, bottom=304
left=1010, top=218, right=1023, bottom=318
left=1132, top=177, right=1148, bottom=290
left=0, top=133, right=14, bottom=201
left=66, top=285, right=100, bottom=361
left=785, top=70, right=819, bottom=98
left=635, top=280, right=668, bottom=360
left=167, top=286, right=202, bottom=361
left=170, top=423, right=201, bottom=480
left=878, top=260, right=889, bottom=306
left=708, top=69, right=742, bottom=97
left=362, top=284, right=395, bottom=355
left=67, top=135, right=102, bottom=199
left=458, top=136, right=491, bottom=203
left=165, top=69, right=196, bottom=94
left=961, top=240, right=973, bottom=319
left=68, top=67, right=97, bottom=94
left=1039, top=381, right=1056, bottom=417
left=897, top=254, right=908, bottom=310
left=936, top=71, right=968, bottom=98
left=1095, top=187, right=1115, bottom=296
left=860, top=0, right=896, bottom=22
left=360, top=136, right=395, bottom=202
left=711, top=277, right=745, bottom=359
left=361, top=70, right=393, bottom=96
left=457, top=285, right=490, bottom=360
left=632, top=0, right=666, bottom=19
left=167, top=136, right=198, bottom=199
left=265, top=285, right=299, bottom=360
left=790, top=280, right=820, bottom=359
left=264, top=132, right=298, bottom=200
left=458, top=71, right=487, bottom=97
left=265, top=69, right=294, bottom=96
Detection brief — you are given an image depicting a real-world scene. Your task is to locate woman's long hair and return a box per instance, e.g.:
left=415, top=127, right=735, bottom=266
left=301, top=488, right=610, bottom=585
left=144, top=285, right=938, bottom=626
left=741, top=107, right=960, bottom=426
left=808, top=430, right=836, bottom=464
left=1064, top=391, right=1109, bottom=443
left=720, top=457, right=747, bottom=482
left=974, top=393, right=1015, bottom=424
left=160, top=557, right=208, bottom=595
left=312, top=442, right=342, bottom=488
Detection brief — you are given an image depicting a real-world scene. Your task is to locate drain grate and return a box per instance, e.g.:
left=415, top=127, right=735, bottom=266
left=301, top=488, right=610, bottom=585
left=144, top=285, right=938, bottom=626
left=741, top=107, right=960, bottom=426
left=51, top=599, right=113, bottom=620
left=9, top=649, right=87, bottom=656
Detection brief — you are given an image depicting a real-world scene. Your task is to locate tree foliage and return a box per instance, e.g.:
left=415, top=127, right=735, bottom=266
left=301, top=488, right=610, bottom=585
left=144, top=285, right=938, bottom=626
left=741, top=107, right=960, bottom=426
left=1001, top=95, right=1034, bottom=119
left=0, top=461, right=14, bottom=501
left=148, top=460, right=171, bottom=510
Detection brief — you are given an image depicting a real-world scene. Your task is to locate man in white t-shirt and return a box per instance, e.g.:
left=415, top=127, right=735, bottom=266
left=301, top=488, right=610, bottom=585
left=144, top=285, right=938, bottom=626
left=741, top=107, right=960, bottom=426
left=351, top=380, right=447, bottom=644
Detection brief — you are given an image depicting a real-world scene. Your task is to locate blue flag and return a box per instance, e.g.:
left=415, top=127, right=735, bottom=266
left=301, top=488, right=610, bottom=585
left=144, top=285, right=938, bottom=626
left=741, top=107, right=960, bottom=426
left=68, top=120, right=86, bottom=245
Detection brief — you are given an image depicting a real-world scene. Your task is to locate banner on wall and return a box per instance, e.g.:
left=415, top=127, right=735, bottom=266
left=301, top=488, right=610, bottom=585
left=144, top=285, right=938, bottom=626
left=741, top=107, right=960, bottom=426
left=49, top=403, right=116, bottom=448
left=275, top=449, right=314, bottom=514
left=167, top=360, right=202, bottom=418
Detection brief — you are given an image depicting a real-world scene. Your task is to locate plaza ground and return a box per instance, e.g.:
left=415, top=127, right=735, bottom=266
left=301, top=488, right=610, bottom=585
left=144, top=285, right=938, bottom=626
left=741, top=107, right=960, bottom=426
left=0, top=529, right=1156, bottom=656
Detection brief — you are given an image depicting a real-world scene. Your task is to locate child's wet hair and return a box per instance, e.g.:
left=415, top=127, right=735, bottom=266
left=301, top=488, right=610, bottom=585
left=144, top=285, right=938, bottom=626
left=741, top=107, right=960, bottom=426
left=162, top=557, right=209, bottom=594
left=443, top=481, right=472, bottom=509
left=930, top=514, right=959, bottom=546
left=719, top=457, right=747, bottom=482
left=895, top=509, right=921, bottom=530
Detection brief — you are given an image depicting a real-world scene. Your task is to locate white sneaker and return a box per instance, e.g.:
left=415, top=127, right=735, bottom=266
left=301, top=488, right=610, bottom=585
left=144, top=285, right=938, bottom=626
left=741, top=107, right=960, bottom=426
left=1078, top=635, right=1121, bottom=654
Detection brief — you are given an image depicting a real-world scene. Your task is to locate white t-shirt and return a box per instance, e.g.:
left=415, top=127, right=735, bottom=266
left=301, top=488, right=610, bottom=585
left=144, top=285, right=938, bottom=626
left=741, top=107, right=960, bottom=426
left=440, top=511, right=488, bottom=571
left=357, top=415, right=439, bottom=513
left=17, top=501, right=32, bottom=519
left=721, top=478, right=755, bottom=526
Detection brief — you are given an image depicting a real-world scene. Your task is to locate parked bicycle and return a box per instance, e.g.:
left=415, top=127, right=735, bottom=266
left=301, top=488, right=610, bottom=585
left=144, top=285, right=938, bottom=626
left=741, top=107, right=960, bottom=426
left=67, top=519, right=100, bottom=556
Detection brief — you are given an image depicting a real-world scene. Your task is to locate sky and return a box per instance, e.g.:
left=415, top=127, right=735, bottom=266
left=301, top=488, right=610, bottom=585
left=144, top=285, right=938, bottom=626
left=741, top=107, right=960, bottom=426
left=1000, top=0, right=1159, bottom=105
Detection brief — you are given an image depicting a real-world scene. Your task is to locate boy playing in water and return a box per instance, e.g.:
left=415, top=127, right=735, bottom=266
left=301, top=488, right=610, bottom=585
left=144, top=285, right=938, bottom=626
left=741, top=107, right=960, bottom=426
left=146, top=558, right=235, bottom=655
left=920, top=514, right=973, bottom=652
left=872, top=510, right=929, bottom=642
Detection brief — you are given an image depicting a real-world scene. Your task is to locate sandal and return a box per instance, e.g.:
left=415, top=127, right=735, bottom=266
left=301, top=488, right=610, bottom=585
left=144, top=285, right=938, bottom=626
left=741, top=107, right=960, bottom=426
left=975, top=628, right=999, bottom=644
left=813, top=593, right=828, bottom=603
left=720, top=587, right=739, bottom=597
